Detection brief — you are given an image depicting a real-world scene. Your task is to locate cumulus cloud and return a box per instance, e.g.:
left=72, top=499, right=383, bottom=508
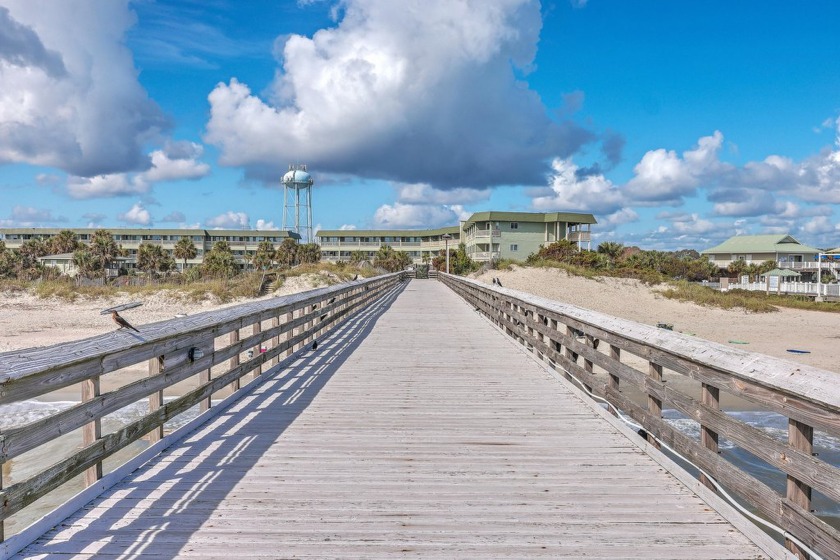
left=396, top=183, right=490, bottom=205
left=118, top=202, right=152, bottom=226
left=624, top=131, right=726, bottom=204
left=67, top=174, right=149, bottom=200
left=206, top=211, right=249, bottom=229
left=205, top=0, right=595, bottom=188
left=0, top=1, right=168, bottom=176
left=373, top=202, right=464, bottom=228
left=140, top=142, right=211, bottom=183
left=533, top=158, right=625, bottom=214
left=65, top=141, right=210, bottom=199
left=254, top=219, right=276, bottom=229
left=339, top=224, right=358, bottom=230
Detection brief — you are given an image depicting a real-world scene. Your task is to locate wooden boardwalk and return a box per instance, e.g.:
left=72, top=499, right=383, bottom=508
left=16, top=280, right=778, bottom=559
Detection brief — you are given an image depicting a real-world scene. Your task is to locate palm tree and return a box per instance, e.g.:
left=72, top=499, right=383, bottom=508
left=88, top=229, right=120, bottom=281
left=202, top=240, right=238, bottom=278
left=252, top=240, right=276, bottom=271
left=72, top=248, right=97, bottom=282
left=173, top=236, right=198, bottom=272
left=137, top=243, right=173, bottom=282
left=276, top=238, right=298, bottom=268
left=49, top=230, right=80, bottom=255
left=297, top=243, right=321, bottom=264
left=597, top=241, right=624, bottom=263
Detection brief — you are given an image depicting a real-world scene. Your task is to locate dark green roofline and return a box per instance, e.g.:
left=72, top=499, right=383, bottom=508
left=317, top=226, right=460, bottom=238
left=462, top=211, right=596, bottom=228
left=0, top=227, right=300, bottom=239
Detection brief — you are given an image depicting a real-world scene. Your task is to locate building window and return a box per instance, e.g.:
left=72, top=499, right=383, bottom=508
left=510, top=244, right=518, bottom=251
left=510, top=222, right=519, bottom=229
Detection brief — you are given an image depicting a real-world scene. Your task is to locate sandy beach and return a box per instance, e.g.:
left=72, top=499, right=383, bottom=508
left=2, top=269, right=838, bottom=403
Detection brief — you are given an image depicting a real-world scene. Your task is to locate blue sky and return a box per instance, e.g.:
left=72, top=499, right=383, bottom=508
left=1, top=0, right=840, bottom=250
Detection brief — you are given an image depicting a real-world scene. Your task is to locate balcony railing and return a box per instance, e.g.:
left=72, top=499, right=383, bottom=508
left=568, top=231, right=591, bottom=243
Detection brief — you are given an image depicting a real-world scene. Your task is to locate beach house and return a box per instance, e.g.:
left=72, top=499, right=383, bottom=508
left=700, top=234, right=819, bottom=269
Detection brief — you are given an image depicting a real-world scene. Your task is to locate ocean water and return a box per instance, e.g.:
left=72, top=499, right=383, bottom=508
left=0, top=398, right=207, bottom=535
left=663, top=409, right=840, bottom=521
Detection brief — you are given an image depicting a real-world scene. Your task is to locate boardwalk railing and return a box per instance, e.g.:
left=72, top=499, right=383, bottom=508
left=0, top=273, right=403, bottom=545
left=441, top=273, right=840, bottom=560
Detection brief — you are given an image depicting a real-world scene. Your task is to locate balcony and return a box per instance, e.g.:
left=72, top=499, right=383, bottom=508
left=568, top=231, right=591, bottom=243
left=470, top=229, right=501, bottom=240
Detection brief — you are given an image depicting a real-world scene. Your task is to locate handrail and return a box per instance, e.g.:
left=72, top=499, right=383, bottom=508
left=440, top=273, right=840, bottom=560
left=0, top=272, right=405, bottom=542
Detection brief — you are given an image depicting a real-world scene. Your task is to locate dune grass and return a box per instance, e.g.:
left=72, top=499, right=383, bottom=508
left=659, top=281, right=840, bottom=314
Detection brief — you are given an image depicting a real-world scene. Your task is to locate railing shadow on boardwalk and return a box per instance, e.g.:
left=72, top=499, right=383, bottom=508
left=17, top=282, right=406, bottom=559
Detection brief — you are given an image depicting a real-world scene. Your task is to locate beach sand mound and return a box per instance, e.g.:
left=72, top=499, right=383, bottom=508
left=472, top=266, right=839, bottom=373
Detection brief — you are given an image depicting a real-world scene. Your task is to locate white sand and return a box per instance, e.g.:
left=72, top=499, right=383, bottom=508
left=474, top=266, right=840, bottom=374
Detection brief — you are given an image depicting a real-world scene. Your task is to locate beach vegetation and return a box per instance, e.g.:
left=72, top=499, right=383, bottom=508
left=48, top=230, right=81, bottom=255
left=373, top=245, right=411, bottom=272
left=432, top=242, right=478, bottom=275
left=173, top=237, right=198, bottom=270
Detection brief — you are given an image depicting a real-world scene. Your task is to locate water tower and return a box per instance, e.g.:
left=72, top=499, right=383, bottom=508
left=282, top=164, right=314, bottom=243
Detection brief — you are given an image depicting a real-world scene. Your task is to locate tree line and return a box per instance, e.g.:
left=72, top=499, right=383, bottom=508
left=527, top=239, right=759, bottom=282
left=0, top=230, right=323, bottom=282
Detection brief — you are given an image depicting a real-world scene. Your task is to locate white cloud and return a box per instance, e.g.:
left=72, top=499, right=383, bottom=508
left=140, top=142, right=211, bottom=183
left=533, top=158, right=625, bottom=214
left=339, top=224, right=358, bottom=230
left=373, top=202, right=463, bottom=228
left=0, top=1, right=167, bottom=176
left=624, top=131, right=726, bottom=204
left=254, top=219, right=276, bottom=229
left=67, top=174, right=149, bottom=199
left=205, top=0, right=594, bottom=188
left=118, top=202, right=152, bottom=226
left=206, top=211, right=249, bottom=229
left=396, top=183, right=490, bottom=205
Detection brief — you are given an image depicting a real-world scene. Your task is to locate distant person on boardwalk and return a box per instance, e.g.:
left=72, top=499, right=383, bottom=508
left=111, top=311, right=140, bottom=333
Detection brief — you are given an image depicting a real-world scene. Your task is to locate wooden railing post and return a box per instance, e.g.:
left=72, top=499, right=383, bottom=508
left=148, top=356, right=164, bottom=443
left=252, top=320, right=262, bottom=377
left=271, top=315, right=281, bottom=367
left=565, top=326, right=578, bottom=364
left=786, top=419, right=814, bottom=559
left=82, top=375, right=102, bottom=486
left=285, top=309, right=294, bottom=357
left=607, top=344, right=620, bottom=417
left=647, top=361, right=662, bottom=448
left=700, top=383, right=720, bottom=490
left=229, top=328, right=241, bottom=392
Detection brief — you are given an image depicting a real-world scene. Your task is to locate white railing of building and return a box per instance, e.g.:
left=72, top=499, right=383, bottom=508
left=727, top=281, right=840, bottom=297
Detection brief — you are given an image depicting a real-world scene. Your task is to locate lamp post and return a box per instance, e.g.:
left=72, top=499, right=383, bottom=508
left=442, top=233, right=453, bottom=274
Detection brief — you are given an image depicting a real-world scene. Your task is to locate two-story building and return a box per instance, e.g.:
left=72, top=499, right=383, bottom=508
left=316, top=211, right=596, bottom=265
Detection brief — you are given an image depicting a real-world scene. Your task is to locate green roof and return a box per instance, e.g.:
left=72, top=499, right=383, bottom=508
left=701, top=234, right=819, bottom=255
left=0, top=227, right=299, bottom=239
left=317, top=226, right=460, bottom=238
left=462, top=211, right=596, bottom=228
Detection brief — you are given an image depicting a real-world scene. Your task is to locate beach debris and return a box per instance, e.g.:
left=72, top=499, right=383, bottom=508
left=786, top=349, right=811, bottom=354
left=656, top=322, right=673, bottom=330
left=111, top=310, right=139, bottom=333
left=728, top=340, right=749, bottom=345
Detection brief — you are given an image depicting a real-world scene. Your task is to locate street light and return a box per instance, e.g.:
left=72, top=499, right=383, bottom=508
left=442, top=233, right=453, bottom=274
